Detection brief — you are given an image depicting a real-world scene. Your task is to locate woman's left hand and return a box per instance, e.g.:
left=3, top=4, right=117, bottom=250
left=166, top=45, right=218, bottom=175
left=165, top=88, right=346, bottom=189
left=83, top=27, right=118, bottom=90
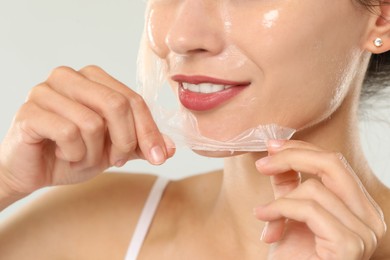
left=254, top=140, right=386, bottom=260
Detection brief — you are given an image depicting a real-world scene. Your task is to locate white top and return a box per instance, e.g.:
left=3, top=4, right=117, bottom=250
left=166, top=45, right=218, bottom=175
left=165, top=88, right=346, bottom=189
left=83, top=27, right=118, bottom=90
left=124, top=176, right=170, bottom=260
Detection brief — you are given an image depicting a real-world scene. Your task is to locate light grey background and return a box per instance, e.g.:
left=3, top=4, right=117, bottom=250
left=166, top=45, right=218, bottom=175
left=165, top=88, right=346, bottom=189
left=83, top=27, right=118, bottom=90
left=0, top=1, right=389, bottom=218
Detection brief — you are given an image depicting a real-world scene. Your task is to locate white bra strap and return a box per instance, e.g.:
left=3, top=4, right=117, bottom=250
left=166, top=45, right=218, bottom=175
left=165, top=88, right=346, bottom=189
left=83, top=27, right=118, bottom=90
left=124, top=176, right=170, bottom=260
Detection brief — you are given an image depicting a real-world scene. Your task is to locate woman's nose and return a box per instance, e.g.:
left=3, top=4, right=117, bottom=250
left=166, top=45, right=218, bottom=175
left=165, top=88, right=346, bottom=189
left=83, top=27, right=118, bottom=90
left=165, top=1, right=225, bottom=57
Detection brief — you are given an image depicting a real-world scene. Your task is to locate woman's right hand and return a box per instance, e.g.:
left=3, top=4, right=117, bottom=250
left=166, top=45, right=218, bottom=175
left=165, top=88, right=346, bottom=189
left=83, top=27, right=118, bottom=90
left=0, top=65, right=175, bottom=197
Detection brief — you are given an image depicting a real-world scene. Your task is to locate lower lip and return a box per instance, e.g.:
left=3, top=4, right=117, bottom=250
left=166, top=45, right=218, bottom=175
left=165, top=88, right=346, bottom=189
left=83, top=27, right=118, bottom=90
left=178, top=84, right=248, bottom=111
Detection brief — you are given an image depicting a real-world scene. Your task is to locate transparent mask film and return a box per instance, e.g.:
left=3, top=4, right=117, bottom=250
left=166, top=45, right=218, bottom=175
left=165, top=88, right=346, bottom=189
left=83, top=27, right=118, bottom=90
left=137, top=0, right=297, bottom=152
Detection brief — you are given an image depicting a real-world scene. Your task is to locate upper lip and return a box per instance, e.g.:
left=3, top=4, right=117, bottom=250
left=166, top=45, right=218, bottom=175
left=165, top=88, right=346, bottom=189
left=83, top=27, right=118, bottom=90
left=171, top=75, right=251, bottom=86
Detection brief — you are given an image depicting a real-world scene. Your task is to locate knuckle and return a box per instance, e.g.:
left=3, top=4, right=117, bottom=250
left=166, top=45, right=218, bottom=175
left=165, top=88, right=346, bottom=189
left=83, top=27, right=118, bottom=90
left=343, top=233, right=364, bottom=259
left=334, top=232, right=365, bottom=259
left=57, top=123, right=80, bottom=142
left=376, top=218, right=387, bottom=240
left=48, top=66, right=75, bottom=81
left=15, top=103, right=39, bottom=131
left=16, top=109, right=35, bottom=139
left=26, top=83, right=48, bottom=101
left=16, top=102, right=34, bottom=120
left=365, top=229, right=378, bottom=256
left=79, top=65, right=103, bottom=76
left=105, top=92, right=129, bottom=115
left=130, top=92, right=145, bottom=106
left=80, top=114, right=104, bottom=136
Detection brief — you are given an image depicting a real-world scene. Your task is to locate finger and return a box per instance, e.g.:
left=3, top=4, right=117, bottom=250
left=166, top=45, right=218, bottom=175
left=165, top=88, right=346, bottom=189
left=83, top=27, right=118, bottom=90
left=111, top=134, right=176, bottom=163
left=130, top=94, right=167, bottom=164
left=260, top=220, right=286, bottom=243
left=266, top=140, right=385, bottom=226
left=266, top=140, right=302, bottom=198
left=28, top=84, right=107, bottom=170
left=262, top=142, right=303, bottom=244
left=267, top=139, right=324, bottom=154
left=261, top=140, right=385, bottom=257
left=255, top=148, right=384, bottom=228
left=78, top=66, right=140, bottom=166
left=162, top=134, right=176, bottom=159
left=266, top=140, right=319, bottom=198
left=46, top=66, right=136, bottom=165
left=282, top=179, right=379, bottom=257
left=254, top=198, right=365, bottom=259
left=17, top=102, right=86, bottom=162
left=79, top=65, right=170, bottom=165
left=268, top=170, right=301, bottom=199
left=262, top=140, right=303, bottom=240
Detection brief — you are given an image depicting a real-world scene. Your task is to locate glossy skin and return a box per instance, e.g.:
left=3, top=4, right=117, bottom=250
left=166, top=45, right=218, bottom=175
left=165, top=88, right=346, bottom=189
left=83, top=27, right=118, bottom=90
left=148, top=0, right=369, bottom=142
left=0, top=0, right=390, bottom=259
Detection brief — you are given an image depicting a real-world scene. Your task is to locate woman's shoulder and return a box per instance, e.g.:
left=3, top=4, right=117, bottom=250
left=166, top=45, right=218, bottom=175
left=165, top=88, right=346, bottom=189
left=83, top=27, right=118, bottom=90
left=0, top=170, right=223, bottom=259
left=0, top=172, right=161, bottom=259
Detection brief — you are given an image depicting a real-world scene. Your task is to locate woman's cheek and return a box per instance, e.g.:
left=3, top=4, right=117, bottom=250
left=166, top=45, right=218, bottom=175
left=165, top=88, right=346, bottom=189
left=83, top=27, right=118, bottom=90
left=146, top=5, right=171, bottom=59
left=253, top=35, right=361, bottom=130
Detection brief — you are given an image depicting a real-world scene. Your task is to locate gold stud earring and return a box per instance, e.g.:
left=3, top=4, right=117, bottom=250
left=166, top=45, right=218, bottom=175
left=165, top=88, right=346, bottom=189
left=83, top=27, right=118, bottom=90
left=374, top=37, right=383, bottom=47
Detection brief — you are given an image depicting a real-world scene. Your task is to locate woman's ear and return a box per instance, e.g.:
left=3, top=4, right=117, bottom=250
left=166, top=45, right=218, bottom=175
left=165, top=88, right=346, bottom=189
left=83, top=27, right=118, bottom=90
left=363, top=2, right=390, bottom=54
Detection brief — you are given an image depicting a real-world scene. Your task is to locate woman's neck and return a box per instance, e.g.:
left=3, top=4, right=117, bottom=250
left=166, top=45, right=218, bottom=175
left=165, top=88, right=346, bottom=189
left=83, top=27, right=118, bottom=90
left=208, top=81, right=390, bottom=256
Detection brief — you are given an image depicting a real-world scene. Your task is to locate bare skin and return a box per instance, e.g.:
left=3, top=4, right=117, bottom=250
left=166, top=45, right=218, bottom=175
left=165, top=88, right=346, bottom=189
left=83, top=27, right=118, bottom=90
left=0, top=65, right=388, bottom=259
left=1, top=0, right=390, bottom=259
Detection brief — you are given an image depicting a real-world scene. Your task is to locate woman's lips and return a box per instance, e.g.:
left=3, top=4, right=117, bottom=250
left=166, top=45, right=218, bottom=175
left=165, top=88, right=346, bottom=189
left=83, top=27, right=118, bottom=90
left=172, top=75, right=250, bottom=111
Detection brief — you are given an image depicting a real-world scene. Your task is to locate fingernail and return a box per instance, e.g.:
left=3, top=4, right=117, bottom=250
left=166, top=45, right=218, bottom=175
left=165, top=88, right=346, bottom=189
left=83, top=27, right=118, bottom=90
left=150, top=146, right=165, bottom=165
left=115, top=159, right=126, bottom=167
left=267, top=139, right=286, bottom=149
left=256, top=156, right=270, bottom=167
left=260, top=222, right=269, bottom=241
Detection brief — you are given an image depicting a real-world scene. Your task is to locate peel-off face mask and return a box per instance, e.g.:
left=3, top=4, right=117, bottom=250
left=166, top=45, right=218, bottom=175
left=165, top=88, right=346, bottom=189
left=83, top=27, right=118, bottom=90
left=137, top=0, right=296, bottom=152
left=137, top=0, right=367, bottom=153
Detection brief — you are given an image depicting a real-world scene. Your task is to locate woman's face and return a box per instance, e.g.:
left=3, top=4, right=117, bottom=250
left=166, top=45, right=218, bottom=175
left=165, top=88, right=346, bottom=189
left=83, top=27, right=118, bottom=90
left=146, top=0, right=370, bottom=142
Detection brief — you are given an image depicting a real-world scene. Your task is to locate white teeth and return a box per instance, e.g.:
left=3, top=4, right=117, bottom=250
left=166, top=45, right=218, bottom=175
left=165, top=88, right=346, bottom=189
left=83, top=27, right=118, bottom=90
left=212, top=84, right=225, bottom=92
left=199, top=83, right=213, bottom=93
left=182, top=83, right=231, bottom=93
left=189, top=84, right=200, bottom=92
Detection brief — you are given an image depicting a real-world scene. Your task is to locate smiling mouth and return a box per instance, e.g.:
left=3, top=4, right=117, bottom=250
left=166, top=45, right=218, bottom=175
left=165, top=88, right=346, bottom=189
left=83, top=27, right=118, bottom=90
left=181, top=82, right=234, bottom=94
left=172, top=74, right=250, bottom=87
left=172, top=75, right=251, bottom=111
